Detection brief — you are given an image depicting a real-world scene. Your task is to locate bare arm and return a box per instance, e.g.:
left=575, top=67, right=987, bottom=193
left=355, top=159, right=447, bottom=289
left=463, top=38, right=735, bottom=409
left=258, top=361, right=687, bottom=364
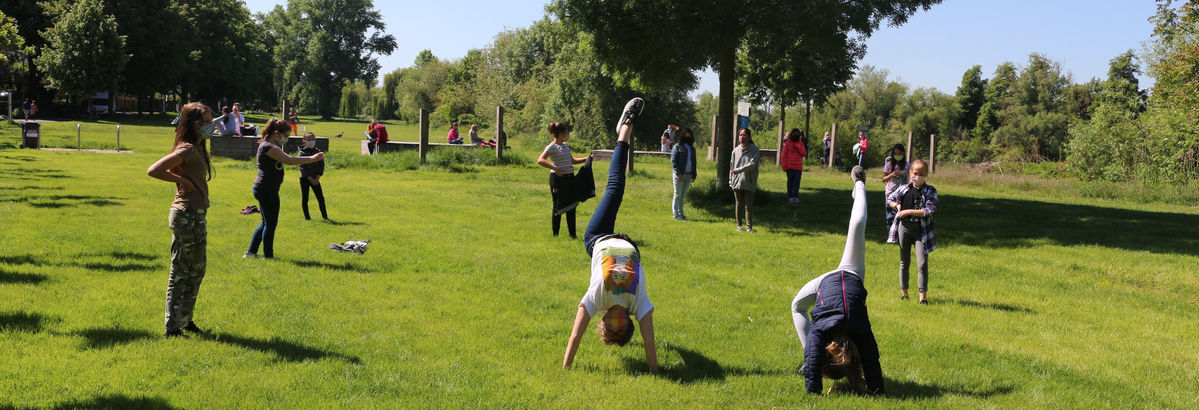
left=562, top=306, right=591, bottom=369
left=146, top=152, right=195, bottom=193
left=639, top=310, right=658, bottom=373
left=571, top=155, right=590, bottom=164
left=266, top=145, right=324, bottom=165
left=537, top=150, right=557, bottom=172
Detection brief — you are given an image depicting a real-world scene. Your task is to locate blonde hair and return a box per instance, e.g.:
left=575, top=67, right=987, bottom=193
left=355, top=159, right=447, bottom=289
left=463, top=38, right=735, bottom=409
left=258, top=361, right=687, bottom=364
left=470, top=124, right=478, bottom=131
left=822, top=335, right=867, bottom=395
left=910, top=159, right=929, bottom=176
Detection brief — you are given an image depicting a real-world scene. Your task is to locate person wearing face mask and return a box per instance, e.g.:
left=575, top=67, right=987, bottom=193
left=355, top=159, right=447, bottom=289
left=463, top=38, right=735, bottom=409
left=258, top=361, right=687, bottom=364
left=780, top=128, right=808, bottom=203
left=881, top=144, right=908, bottom=231
left=244, top=119, right=325, bottom=259
left=886, top=159, right=938, bottom=304
left=146, top=102, right=217, bottom=338
left=297, top=132, right=328, bottom=220
left=729, top=128, right=761, bottom=232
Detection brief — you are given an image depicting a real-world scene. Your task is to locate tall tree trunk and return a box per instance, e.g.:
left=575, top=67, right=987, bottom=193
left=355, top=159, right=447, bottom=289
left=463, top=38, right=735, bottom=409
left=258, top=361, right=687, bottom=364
left=804, top=98, right=812, bottom=138
left=716, top=47, right=736, bottom=189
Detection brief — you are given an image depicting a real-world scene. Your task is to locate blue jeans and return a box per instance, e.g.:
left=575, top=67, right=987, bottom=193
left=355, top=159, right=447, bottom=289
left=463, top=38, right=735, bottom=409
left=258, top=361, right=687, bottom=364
left=672, top=173, right=691, bottom=219
left=247, top=187, right=280, bottom=258
left=583, top=141, right=629, bottom=255
left=785, top=169, right=803, bottom=199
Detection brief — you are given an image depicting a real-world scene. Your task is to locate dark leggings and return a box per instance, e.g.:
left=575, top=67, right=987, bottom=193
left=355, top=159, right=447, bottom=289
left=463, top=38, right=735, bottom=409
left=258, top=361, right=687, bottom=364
left=247, top=187, right=280, bottom=258
left=300, top=177, right=327, bottom=220
left=583, top=141, right=629, bottom=255
left=550, top=174, right=577, bottom=237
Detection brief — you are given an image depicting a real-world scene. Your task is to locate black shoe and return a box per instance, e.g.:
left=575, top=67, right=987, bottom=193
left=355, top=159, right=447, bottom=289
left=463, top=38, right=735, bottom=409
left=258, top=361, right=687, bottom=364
left=851, top=165, right=866, bottom=183
left=164, top=329, right=187, bottom=338
left=900, top=294, right=909, bottom=300
left=919, top=299, right=928, bottom=305
left=183, top=321, right=204, bottom=334
left=616, top=97, right=644, bottom=133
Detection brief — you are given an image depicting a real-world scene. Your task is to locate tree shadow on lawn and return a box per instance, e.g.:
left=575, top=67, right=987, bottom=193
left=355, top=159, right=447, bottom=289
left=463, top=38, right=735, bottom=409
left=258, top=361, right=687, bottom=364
left=0, top=168, right=73, bottom=180
left=0, top=268, right=48, bottom=284
left=0, top=311, right=49, bottom=332
left=200, top=333, right=361, bottom=364
left=320, top=219, right=365, bottom=226
left=688, top=183, right=1199, bottom=256
left=47, top=394, right=178, bottom=410
left=620, top=345, right=786, bottom=384
left=0, top=253, right=154, bottom=273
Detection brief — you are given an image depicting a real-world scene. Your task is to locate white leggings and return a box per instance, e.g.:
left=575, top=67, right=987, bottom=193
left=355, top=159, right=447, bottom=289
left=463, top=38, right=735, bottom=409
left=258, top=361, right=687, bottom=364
left=791, top=180, right=866, bottom=347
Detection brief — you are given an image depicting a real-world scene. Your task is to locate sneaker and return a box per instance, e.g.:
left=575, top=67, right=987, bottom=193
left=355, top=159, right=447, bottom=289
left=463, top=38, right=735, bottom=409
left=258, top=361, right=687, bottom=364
left=164, top=329, right=187, bottom=338
left=615, top=97, right=644, bottom=133
left=789, top=197, right=800, bottom=203
left=183, top=321, right=205, bottom=334
left=900, top=294, right=909, bottom=300
left=746, top=227, right=757, bottom=233
left=243, top=252, right=259, bottom=259
left=851, top=165, right=866, bottom=184
left=919, top=299, right=928, bottom=305
left=736, top=226, right=744, bottom=232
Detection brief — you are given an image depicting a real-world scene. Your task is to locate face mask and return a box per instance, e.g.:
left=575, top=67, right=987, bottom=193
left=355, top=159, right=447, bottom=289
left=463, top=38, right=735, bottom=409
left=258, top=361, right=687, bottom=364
left=304, top=140, right=316, bottom=149
left=197, top=123, right=215, bottom=140
left=894, top=154, right=904, bottom=161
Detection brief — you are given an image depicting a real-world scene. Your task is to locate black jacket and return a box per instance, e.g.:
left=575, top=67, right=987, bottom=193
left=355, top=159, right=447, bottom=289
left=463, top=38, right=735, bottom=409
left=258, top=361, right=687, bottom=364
left=298, top=146, right=325, bottom=178
left=802, top=271, right=884, bottom=395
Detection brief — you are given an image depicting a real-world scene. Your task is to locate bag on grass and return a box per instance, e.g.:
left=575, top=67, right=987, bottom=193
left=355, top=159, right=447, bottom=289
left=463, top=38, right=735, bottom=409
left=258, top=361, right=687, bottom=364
left=330, top=239, right=370, bottom=254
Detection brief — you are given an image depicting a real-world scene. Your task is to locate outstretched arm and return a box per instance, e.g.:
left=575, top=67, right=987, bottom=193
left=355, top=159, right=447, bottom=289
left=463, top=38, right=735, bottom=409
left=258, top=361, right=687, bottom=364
left=562, top=306, right=591, bottom=369
left=639, top=310, right=658, bottom=373
left=267, top=145, right=324, bottom=165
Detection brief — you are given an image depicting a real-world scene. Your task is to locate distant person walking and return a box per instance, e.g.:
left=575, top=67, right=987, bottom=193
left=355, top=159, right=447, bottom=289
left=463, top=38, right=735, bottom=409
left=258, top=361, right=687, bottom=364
left=729, top=128, right=761, bottom=232
left=822, top=132, right=832, bottom=166
left=146, top=102, right=217, bottom=338
left=855, top=130, right=869, bottom=167
left=298, top=132, right=328, bottom=220
left=22, top=98, right=31, bottom=121
left=670, top=127, right=697, bottom=221
left=537, top=122, right=590, bottom=238
left=780, top=128, right=808, bottom=203
left=886, top=159, right=938, bottom=304
left=881, top=144, right=909, bottom=232
left=29, top=100, right=37, bottom=119
left=288, top=108, right=300, bottom=134
left=244, top=119, right=324, bottom=259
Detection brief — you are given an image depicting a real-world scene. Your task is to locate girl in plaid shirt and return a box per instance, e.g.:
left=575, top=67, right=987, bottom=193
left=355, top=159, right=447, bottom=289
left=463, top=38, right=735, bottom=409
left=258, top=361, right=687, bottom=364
left=886, top=159, right=938, bottom=304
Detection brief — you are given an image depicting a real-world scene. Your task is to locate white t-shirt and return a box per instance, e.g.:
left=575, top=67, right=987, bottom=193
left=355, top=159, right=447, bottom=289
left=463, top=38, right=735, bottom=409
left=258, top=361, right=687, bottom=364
left=579, top=238, right=653, bottom=320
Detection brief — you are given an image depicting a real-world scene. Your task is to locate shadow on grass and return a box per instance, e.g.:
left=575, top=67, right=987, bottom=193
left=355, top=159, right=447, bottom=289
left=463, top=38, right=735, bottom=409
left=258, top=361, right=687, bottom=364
left=48, top=394, right=177, bottom=409
left=72, top=327, right=158, bottom=350
left=79, top=262, right=156, bottom=272
left=201, top=333, right=361, bottom=364
left=0, top=168, right=73, bottom=180
left=687, top=181, right=1199, bottom=256
left=945, top=297, right=1035, bottom=314
left=320, top=219, right=365, bottom=226
left=885, top=377, right=1015, bottom=399
left=0, top=311, right=48, bottom=332
left=621, top=345, right=785, bottom=383
left=0, top=268, right=48, bottom=284
left=0, top=253, right=155, bottom=273
left=289, top=259, right=371, bottom=273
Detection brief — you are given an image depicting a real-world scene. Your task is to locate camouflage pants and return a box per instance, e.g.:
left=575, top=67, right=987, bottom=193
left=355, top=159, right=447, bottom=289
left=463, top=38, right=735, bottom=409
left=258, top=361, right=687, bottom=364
left=165, top=208, right=207, bottom=332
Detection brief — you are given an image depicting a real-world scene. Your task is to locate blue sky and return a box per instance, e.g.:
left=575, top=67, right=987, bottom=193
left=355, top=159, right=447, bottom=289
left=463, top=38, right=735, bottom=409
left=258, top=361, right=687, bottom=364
left=243, top=0, right=1159, bottom=97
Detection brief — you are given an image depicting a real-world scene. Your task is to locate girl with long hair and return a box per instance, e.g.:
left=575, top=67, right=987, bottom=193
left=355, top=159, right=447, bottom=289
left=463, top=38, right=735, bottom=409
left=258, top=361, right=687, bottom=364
left=780, top=128, right=808, bottom=202
left=729, top=128, right=760, bottom=232
left=146, top=102, right=217, bottom=338
left=244, top=118, right=324, bottom=259
left=536, top=122, right=590, bottom=238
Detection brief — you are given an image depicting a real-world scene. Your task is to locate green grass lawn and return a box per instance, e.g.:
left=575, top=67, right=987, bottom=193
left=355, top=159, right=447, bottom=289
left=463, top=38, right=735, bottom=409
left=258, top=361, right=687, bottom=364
left=1, top=117, right=1197, bottom=408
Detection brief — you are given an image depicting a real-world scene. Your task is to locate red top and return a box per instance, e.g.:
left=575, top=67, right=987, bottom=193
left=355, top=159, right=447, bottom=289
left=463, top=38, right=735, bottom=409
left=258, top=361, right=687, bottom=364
left=447, top=128, right=459, bottom=142
left=373, top=124, right=389, bottom=143
left=780, top=139, right=807, bottom=171
left=859, top=136, right=868, bottom=153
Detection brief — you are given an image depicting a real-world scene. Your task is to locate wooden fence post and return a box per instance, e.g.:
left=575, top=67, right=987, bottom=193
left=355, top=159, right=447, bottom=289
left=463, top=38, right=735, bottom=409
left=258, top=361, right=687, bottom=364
left=777, top=118, right=785, bottom=165
left=906, top=131, right=913, bottom=161
left=495, top=106, right=504, bottom=160
left=418, top=109, right=429, bottom=164
left=929, top=134, right=936, bottom=173
left=828, top=123, right=837, bottom=168
left=708, top=114, right=718, bottom=160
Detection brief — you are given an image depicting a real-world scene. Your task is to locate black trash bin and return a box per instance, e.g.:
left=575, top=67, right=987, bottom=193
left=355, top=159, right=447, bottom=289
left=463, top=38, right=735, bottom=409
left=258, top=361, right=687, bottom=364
left=21, top=122, right=40, bottom=149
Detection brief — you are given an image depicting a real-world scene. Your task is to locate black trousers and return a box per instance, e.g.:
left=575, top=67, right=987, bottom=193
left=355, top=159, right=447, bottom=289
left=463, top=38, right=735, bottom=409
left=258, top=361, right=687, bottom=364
left=300, top=176, right=327, bottom=220
left=550, top=173, right=577, bottom=238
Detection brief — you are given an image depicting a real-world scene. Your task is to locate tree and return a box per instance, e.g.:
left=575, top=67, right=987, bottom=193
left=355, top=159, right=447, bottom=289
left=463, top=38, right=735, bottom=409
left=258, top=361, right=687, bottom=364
left=1067, top=52, right=1147, bottom=182
left=104, top=0, right=187, bottom=114
left=553, top=0, right=941, bottom=187
left=176, top=0, right=271, bottom=108
left=974, top=62, right=1016, bottom=143
left=0, top=0, right=52, bottom=102
left=953, top=65, right=986, bottom=131
left=35, top=0, right=127, bottom=119
left=265, top=0, right=396, bottom=119
left=0, top=11, right=31, bottom=90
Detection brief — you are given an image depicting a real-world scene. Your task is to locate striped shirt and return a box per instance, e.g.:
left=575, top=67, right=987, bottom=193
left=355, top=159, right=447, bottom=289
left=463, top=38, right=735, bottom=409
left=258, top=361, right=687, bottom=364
left=543, top=142, right=574, bottom=174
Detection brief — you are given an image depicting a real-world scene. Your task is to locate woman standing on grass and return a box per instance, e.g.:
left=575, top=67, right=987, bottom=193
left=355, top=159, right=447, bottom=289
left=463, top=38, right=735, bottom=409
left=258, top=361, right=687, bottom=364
left=780, top=128, right=807, bottom=203
left=791, top=166, right=884, bottom=395
left=146, top=102, right=216, bottom=338
left=886, top=159, right=938, bottom=304
left=244, top=119, right=324, bottom=259
left=729, top=128, right=760, bottom=232
left=537, top=122, right=590, bottom=239
left=881, top=144, right=908, bottom=232
left=563, top=97, right=657, bottom=372
left=669, top=127, right=697, bottom=221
